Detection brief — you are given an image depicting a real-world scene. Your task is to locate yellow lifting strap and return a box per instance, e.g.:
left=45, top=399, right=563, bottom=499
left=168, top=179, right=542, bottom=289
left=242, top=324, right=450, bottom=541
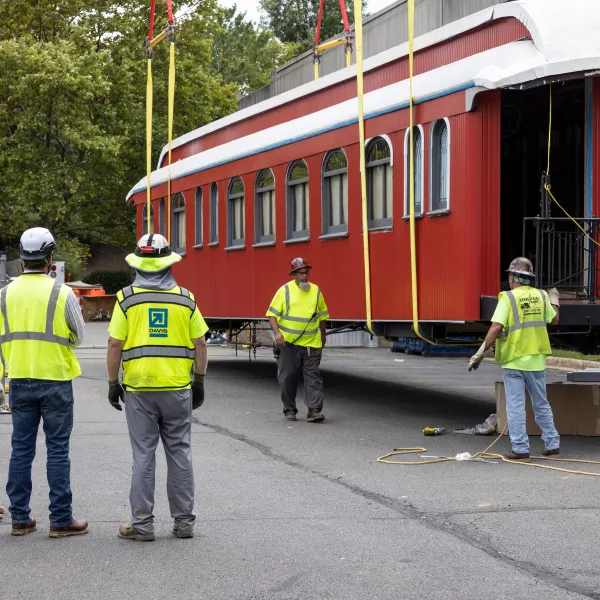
left=354, top=0, right=374, bottom=336
left=145, top=28, right=176, bottom=242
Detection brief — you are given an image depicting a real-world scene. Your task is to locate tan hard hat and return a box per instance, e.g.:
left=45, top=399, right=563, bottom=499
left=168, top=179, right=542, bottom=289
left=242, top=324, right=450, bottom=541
left=290, top=257, right=312, bottom=275
left=506, top=257, right=535, bottom=278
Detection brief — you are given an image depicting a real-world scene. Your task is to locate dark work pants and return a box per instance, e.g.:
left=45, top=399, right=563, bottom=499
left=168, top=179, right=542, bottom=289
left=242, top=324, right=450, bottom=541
left=277, top=343, right=323, bottom=414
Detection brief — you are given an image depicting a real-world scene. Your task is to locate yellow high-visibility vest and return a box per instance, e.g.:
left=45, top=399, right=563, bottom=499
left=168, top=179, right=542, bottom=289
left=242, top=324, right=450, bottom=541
left=267, top=282, right=329, bottom=348
left=116, top=285, right=197, bottom=390
left=0, top=274, right=80, bottom=380
left=495, top=286, right=552, bottom=365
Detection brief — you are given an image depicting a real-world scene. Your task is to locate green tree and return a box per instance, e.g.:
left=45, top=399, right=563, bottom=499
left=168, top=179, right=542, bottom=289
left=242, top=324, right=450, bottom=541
left=0, top=0, right=239, bottom=273
left=259, top=0, right=364, bottom=52
left=212, top=6, right=299, bottom=95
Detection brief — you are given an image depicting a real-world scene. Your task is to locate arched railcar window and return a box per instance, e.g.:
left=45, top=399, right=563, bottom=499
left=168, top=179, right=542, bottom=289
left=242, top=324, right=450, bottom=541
left=322, top=150, right=348, bottom=235
left=209, top=183, right=218, bottom=244
left=172, top=193, right=186, bottom=254
left=430, top=119, right=450, bottom=213
left=366, top=137, right=392, bottom=229
left=255, top=169, right=275, bottom=244
left=142, top=202, right=154, bottom=235
left=286, top=160, right=309, bottom=240
left=228, top=177, right=245, bottom=247
left=404, top=127, right=424, bottom=217
left=194, top=187, right=202, bottom=247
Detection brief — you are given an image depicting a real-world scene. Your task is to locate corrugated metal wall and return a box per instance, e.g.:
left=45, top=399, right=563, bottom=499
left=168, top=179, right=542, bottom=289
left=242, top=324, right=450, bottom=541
left=239, top=0, right=510, bottom=109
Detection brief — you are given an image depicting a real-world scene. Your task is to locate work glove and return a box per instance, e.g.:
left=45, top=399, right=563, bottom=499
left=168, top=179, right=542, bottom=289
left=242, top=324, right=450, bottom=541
left=191, top=373, right=205, bottom=410
left=108, top=380, right=125, bottom=411
left=548, top=287, right=560, bottom=308
left=468, top=341, right=487, bottom=372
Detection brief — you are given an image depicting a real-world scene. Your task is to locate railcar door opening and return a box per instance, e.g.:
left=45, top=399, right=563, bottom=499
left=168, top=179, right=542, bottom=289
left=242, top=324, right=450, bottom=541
left=500, top=81, right=585, bottom=291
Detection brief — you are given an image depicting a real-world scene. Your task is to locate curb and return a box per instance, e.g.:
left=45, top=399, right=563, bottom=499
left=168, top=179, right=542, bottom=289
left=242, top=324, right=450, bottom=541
left=546, top=356, right=600, bottom=371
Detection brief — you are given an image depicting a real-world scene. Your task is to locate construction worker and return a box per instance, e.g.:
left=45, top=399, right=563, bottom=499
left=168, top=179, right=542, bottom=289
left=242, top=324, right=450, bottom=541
left=267, top=258, right=329, bottom=422
left=468, top=257, right=560, bottom=460
left=0, top=228, right=87, bottom=537
left=107, top=233, right=208, bottom=541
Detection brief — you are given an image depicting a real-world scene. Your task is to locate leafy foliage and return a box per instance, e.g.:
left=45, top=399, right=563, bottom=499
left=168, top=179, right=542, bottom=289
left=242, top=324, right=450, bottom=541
left=83, top=269, right=133, bottom=294
left=212, top=6, right=299, bottom=95
left=259, top=0, right=365, bottom=52
left=0, top=0, right=284, bottom=266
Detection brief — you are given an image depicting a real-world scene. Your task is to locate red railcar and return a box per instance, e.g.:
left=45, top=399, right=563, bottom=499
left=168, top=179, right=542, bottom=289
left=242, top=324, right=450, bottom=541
left=127, top=0, right=600, bottom=341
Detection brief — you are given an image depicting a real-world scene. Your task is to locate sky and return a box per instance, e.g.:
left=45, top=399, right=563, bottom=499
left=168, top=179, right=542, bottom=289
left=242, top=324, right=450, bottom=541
left=219, top=0, right=397, bottom=23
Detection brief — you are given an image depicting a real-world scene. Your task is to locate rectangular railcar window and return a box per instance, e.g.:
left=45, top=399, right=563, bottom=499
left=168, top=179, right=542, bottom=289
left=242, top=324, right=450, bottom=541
left=209, top=183, right=218, bottom=244
left=405, top=127, right=424, bottom=217
left=228, top=177, right=245, bottom=247
left=323, top=150, right=348, bottom=235
left=194, top=187, right=202, bottom=246
left=431, top=120, right=449, bottom=212
left=255, top=169, right=275, bottom=244
left=172, top=193, right=186, bottom=254
left=287, top=161, right=310, bottom=240
left=366, top=138, right=393, bottom=229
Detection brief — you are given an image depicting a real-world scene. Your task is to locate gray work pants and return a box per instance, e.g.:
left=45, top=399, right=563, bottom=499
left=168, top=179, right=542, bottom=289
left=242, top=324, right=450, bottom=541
left=277, top=343, right=324, bottom=414
left=124, top=389, right=195, bottom=535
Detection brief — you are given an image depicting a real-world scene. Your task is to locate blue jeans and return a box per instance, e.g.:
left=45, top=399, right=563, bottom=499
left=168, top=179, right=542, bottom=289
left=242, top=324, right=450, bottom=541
left=503, top=369, right=560, bottom=454
left=6, top=379, right=74, bottom=526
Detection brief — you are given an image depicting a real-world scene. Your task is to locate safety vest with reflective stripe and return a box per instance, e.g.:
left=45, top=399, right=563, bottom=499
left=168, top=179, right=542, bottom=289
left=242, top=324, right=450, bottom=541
left=267, top=282, right=328, bottom=348
left=494, top=286, right=552, bottom=365
left=0, top=274, right=80, bottom=380
left=117, top=285, right=197, bottom=390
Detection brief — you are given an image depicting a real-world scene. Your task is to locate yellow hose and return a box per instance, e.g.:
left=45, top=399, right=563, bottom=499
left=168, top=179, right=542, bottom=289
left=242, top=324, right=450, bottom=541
left=354, top=0, right=375, bottom=336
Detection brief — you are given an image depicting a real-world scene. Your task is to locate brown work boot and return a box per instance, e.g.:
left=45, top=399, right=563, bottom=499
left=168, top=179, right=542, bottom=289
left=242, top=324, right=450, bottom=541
left=49, top=519, right=89, bottom=538
left=118, top=522, right=155, bottom=542
left=542, top=448, right=560, bottom=456
left=307, top=410, right=325, bottom=423
left=505, top=451, right=530, bottom=460
left=0, top=505, right=5, bottom=520
left=12, top=519, right=37, bottom=536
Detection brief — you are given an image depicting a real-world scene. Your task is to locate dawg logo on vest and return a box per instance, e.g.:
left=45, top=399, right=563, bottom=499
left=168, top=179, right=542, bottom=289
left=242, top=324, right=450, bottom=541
left=148, top=308, right=168, bottom=338
left=518, top=293, right=542, bottom=318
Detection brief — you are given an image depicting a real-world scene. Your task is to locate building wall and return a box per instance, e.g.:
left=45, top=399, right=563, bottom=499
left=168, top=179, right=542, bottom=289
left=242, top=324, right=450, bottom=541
left=164, top=17, right=527, bottom=166
left=238, top=0, right=512, bottom=110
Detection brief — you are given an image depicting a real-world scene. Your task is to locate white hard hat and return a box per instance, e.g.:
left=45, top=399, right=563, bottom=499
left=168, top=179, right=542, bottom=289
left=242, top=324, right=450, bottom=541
left=19, top=228, right=56, bottom=261
left=506, top=257, right=535, bottom=278
left=125, top=233, right=181, bottom=273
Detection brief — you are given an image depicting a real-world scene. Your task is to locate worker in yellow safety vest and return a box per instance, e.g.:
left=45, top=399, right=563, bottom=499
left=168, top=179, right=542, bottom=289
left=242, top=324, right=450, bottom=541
left=107, top=233, right=208, bottom=541
left=267, top=257, right=329, bottom=422
left=468, top=257, right=560, bottom=460
left=0, top=228, right=88, bottom=537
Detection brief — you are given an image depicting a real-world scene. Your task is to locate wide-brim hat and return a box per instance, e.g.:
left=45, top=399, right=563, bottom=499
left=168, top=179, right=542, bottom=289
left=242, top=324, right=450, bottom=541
left=125, top=252, right=182, bottom=273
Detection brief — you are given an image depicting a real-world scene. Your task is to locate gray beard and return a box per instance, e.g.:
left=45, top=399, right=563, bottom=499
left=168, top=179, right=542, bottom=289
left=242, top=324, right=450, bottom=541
left=298, top=281, right=310, bottom=292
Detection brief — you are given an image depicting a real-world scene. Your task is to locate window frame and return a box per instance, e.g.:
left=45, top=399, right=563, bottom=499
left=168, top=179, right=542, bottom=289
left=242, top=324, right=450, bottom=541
left=194, top=187, right=203, bottom=248
left=366, top=137, right=393, bottom=230
left=429, top=118, right=451, bottom=215
left=321, top=149, right=349, bottom=237
left=142, top=202, right=154, bottom=235
left=254, top=169, right=276, bottom=245
left=286, top=160, right=310, bottom=241
left=403, top=125, right=425, bottom=218
left=227, top=177, right=245, bottom=248
left=209, top=183, right=219, bottom=246
left=171, top=193, right=186, bottom=254
left=159, top=197, right=166, bottom=236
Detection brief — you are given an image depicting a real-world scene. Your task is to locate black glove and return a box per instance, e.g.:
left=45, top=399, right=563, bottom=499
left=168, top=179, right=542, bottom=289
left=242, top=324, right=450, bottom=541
left=191, top=374, right=205, bottom=410
left=108, top=380, right=125, bottom=411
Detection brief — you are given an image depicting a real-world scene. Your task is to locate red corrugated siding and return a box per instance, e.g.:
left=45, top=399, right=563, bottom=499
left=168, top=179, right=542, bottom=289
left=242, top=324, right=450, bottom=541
left=165, top=18, right=529, bottom=165
left=135, top=89, right=490, bottom=323
left=479, top=91, right=501, bottom=297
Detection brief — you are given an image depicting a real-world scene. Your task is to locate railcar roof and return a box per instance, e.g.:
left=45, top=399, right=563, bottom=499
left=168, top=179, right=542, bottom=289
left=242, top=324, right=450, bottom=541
left=128, top=0, right=600, bottom=202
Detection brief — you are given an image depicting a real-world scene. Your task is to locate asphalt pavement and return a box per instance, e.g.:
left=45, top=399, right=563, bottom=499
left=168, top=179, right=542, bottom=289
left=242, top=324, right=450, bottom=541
left=1, top=323, right=599, bottom=600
